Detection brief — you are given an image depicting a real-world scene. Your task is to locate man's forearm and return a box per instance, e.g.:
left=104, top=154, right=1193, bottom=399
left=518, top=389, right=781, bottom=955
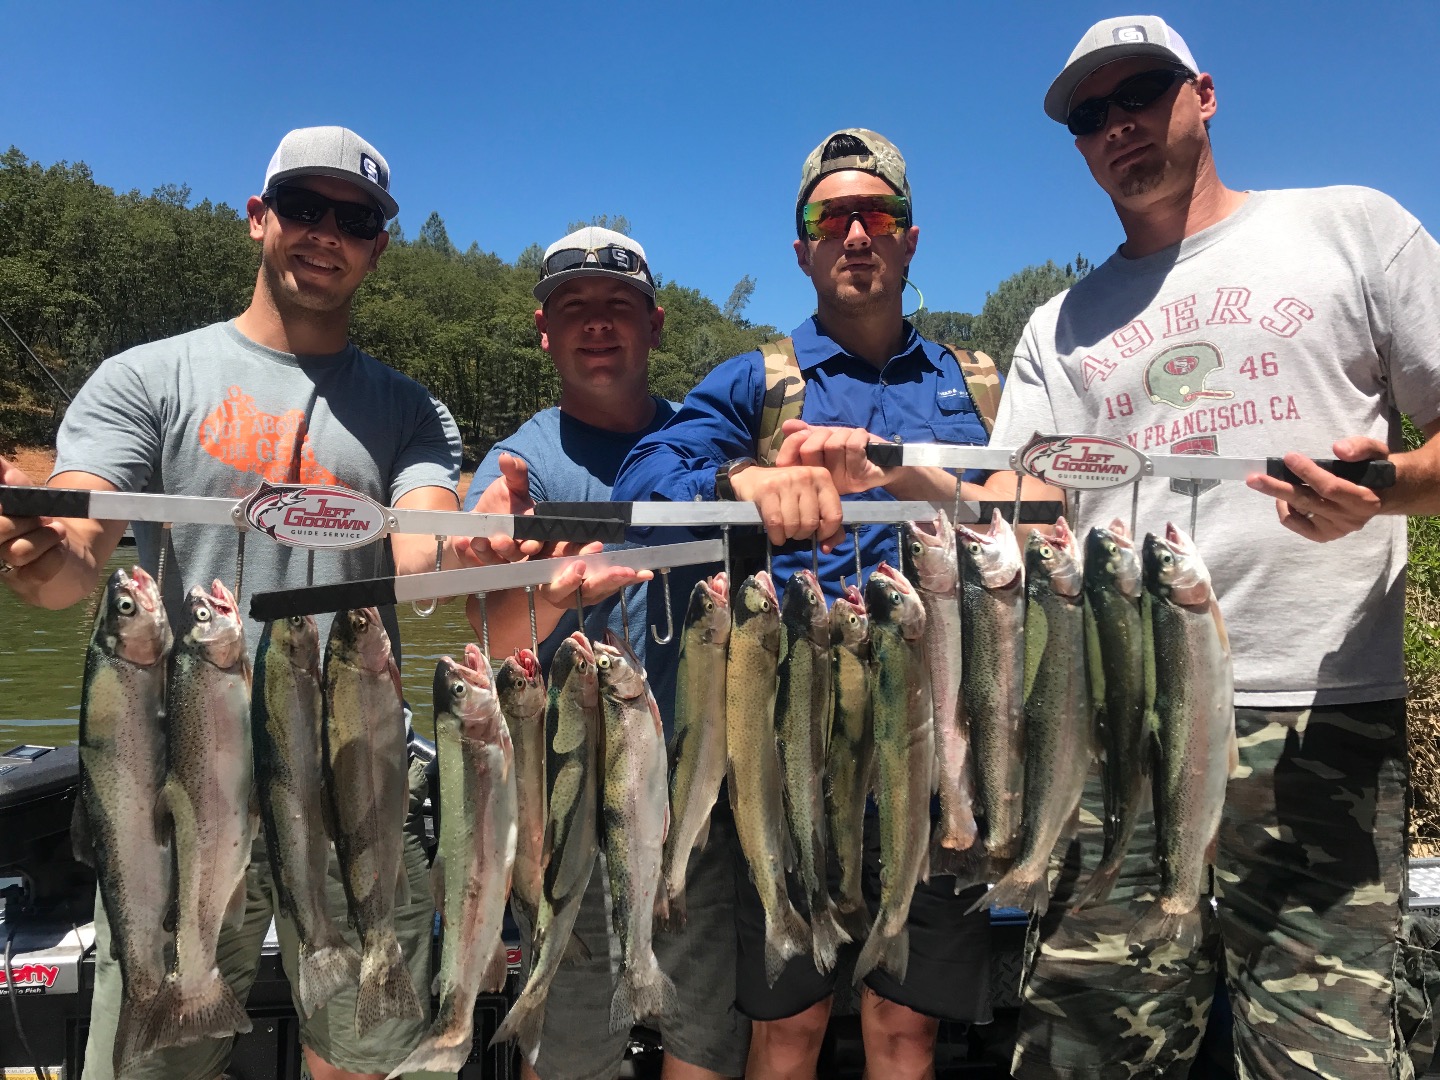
left=1381, top=425, right=1440, bottom=516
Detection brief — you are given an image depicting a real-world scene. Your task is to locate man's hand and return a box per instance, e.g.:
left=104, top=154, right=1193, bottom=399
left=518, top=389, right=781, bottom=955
left=453, top=453, right=547, bottom=566
left=729, top=461, right=846, bottom=552
left=1244, top=437, right=1388, bottom=543
left=0, top=456, right=71, bottom=592
left=773, top=420, right=890, bottom=495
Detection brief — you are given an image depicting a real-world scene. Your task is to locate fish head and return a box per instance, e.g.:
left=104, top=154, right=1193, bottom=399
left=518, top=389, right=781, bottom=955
left=865, top=562, right=925, bottom=640
left=181, top=579, right=246, bottom=668
left=1143, top=523, right=1213, bottom=606
left=434, top=647, right=503, bottom=744
left=734, top=571, right=780, bottom=634
left=268, top=613, right=321, bottom=675
left=957, top=509, right=1024, bottom=591
left=497, top=648, right=546, bottom=716
left=95, top=565, right=172, bottom=667
left=596, top=631, right=647, bottom=700
left=685, top=572, right=731, bottom=647
left=328, top=607, right=395, bottom=675
left=902, top=512, right=957, bottom=594
left=1026, top=518, right=1083, bottom=598
left=553, top=631, right=599, bottom=709
left=780, top=569, right=829, bottom=644
left=829, top=584, right=869, bottom=649
left=1084, top=520, right=1141, bottom=600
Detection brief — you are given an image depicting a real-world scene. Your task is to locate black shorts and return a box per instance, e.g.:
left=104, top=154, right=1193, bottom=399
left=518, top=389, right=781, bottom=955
left=734, top=811, right=994, bottom=1023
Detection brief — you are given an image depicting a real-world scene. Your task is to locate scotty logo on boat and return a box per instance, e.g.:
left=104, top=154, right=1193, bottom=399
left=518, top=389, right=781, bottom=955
left=0, top=962, right=60, bottom=993
left=243, top=483, right=386, bottom=550
left=1018, top=433, right=1148, bottom=491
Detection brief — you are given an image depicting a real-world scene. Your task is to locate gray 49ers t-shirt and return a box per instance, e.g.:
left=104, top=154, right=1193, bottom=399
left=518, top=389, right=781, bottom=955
left=53, top=320, right=462, bottom=660
left=993, top=186, right=1440, bottom=706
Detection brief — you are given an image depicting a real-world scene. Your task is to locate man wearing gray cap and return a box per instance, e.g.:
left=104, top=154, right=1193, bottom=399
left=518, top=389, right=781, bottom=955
left=986, top=16, right=1440, bottom=1080
left=456, top=225, right=750, bottom=1080
left=0, top=125, right=461, bottom=1080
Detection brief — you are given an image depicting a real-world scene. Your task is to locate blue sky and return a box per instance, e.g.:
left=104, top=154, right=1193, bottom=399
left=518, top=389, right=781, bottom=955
left=5, top=1, right=1437, bottom=333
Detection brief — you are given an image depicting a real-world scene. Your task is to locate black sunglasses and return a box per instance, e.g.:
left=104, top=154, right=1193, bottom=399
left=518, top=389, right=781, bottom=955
left=263, top=185, right=386, bottom=241
left=540, top=244, right=654, bottom=285
left=1066, top=68, right=1190, bottom=137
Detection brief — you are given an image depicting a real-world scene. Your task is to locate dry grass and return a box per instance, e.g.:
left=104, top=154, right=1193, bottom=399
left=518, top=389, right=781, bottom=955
left=1409, top=581, right=1440, bottom=855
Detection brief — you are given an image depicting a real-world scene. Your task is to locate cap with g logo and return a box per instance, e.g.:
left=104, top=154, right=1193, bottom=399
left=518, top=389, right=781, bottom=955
left=1044, top=15, right=1200, bottom=123
left=533, top=226, right=656, bottom=305
left=263, top=126, right=399, bottom=220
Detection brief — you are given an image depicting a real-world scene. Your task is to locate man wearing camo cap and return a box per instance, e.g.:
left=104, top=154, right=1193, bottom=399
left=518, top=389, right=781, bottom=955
left=615, top=128, right=999, bottom=1079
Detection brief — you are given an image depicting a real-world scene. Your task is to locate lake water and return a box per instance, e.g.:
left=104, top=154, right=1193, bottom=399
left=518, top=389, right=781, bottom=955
left=0, top=546, right=484, bottom=750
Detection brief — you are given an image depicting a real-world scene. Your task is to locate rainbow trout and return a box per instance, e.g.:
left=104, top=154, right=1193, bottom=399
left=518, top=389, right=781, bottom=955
left=1129, top=525, right=1236, bottom=950
left=76, top=567, right=175, bottom=1073
left=971, top=519, right=1089, bottom=917
left=390, top=645, right=517, bottom=1077
left=662, top=572, right=730, bottom=928
left=148, top=581, right=255, bottom=1054
left=497, top=648, right=546, bottom=933
left=825, top=584, right=873, bottom=944
left=903, top=510, right=980, bottom=878
left=491, top=632, right=600, bottom=1052
left=254, top=614, right=360, bottom=1020
left=1072, top=522, right=1148, bottom=910
left=322, top=607, right=421, bottom=1035
left=728, top=571, right=809, bottom=986
left=777, top=570, right=847, bottom=974
left=597, top=633, right=677, bottom=1032
left=957, top=510, right=1026, bottom=875
left=853, top=563, right=932, bottom=986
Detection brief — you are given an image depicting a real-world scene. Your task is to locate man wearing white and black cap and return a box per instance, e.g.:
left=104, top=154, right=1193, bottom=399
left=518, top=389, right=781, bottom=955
left=985, top=15, right=1440, bottom=1080
left=0, top=125, right=461, bottom=1080
left=454, top=225, right=751, bottom=1080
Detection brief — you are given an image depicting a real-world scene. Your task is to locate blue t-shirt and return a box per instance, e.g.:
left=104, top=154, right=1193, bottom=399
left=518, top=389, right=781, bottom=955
left=464, top=399, right=699, bottom=736
left=613, top=317, right=991, bottom=598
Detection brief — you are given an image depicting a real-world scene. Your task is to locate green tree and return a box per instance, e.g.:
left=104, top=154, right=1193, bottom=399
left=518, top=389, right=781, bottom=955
left=722, top=275, right=756, bottom=323
left=566, top=214, right=630, bottom=236
left=416, top=211, right=457, bottom=257
left=910, top=308, right=977, bottom=346
left=970, top=260, right=1084, bottom=374
left=516, top=243, right=543, bottom=272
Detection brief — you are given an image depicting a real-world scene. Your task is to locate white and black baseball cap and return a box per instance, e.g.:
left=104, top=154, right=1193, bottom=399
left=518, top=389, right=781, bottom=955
left=533, top=226, right=656, bottom=305
left=262, top=126, right=399, bottom=220
left=1044, top=16, right=1200, bottom=124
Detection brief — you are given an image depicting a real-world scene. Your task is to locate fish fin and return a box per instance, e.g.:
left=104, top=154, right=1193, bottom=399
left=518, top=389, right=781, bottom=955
left=929, top=837, right=982, bottom=886
left=139, top=971, right=252, bottom=1057
left=296, top=939, right=363, bottom=1019
left=490, top=983, right=545, bottom=1052
left=223, top=876, right=248, bottom=930
left=810, top=900, right=850, bottom=976
left=762, top=905, right=810, bottom=987
left=563, top=929, right=592, bottom=963
left=112, top=988, right=161, bottom=1073
left=1022, top=605, right=1049, bottom=702
left=482, top=939, right=509, bottom=994
left=70, top=797, right=95, bottom=868
left=386, top=1036, right=471, bottom=1080
left=355, top=928, right=423, bottom=1036
left=395, top=856, right=412, bottom=906
left=695, top=810, right=712, bottom=853
left=1084, top=599, right=1107, bottom=712
left=1127, top=901, right=1204, bottom=952
left=853, top=923, right=909, bottom=986
left=1227, top=719, right=1240, bottom=778
left=1071, top=859, right=1123, bottom=912
left=430, top=853, right=446, bottom=918
left=610, top=962, right=677, bottom=1034
left=511, top=895, right=537, bottom=938
left=661, top=877, right=688, bottom=932
left=968, top=871, right=1050, bottom=917
left=836, top=899, right=872, bottom=944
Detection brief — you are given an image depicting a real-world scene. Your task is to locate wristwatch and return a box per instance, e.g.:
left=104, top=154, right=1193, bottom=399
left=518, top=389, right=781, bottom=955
left=714, top=457, right=758, bottom=501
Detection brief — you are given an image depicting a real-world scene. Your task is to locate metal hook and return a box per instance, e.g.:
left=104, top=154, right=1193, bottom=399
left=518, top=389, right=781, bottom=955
left=474, top=592, right=489, bottom=657
left=526, top=585, right=539, bottom=655
left=650, top=569, right=675, bottom=645
left=156, top=522, right=172, bottom=595
left=410, top=535, right=444, bottom=618
left=1011, top=469, right=1025, bottom=530
left=852, top=524, right=863, bottom=585
left=1130, top=481, right=1140, bottom=541
left=233, top=526, right=246, bottom=608
left=619, top=588, right=632, bottom=642
left=765, top=534, right=773, bottom=580
left=811, top=538, right=820, bottom=579
left=306, top=549, right=316, bottom=588
left=1189, top=490, right=1199, bottom=542
left=721, top=525, right=732, bottom=590
left=1072, top=491, right=1083, bottom=530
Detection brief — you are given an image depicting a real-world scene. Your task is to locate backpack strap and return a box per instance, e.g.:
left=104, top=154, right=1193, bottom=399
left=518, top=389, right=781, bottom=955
left=756, top=337, right=805, bottom=467
left=943, top=344, right=1002, bottom=436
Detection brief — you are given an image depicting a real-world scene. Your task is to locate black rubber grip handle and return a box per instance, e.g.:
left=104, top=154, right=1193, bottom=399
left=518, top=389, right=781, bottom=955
left=513, top=516, right=628, bottom=544
left=0, top=486, right=94, bottom=517
left=866, top=445, right=904, bottom=468
left=534, top=501, right=634, bottom=522
left=977, top=501, right=1063, bottom=525
left=1266, top=458, right=1396, bottom=490
left=249, top=577, right=398, bottom=622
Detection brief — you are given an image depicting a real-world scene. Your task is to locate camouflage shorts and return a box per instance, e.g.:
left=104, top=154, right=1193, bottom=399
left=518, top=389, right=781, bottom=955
left=1011, top=700, right=1421, bottom=1080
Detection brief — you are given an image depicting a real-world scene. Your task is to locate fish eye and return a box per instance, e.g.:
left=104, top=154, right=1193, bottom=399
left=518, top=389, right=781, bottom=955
left=288, top=615, right=305, bottom=628
left=352, top=613, right=368, bottom=631
left=450, top=679, right=467, bottom=697
left=116, top=595, right=136, bottom=616
left=909, top=540, right=923, bottom=555
left=597, top=654, right=611, bottom=669
left=760, top=600, right=771, bottom=612
left=703, top=599, right=713, bottom=612
left=1038, top=544, right=1054, bottom=559
left=966, top=541, right=981, bottom=554
left=194, top=605, right=212, bottom=623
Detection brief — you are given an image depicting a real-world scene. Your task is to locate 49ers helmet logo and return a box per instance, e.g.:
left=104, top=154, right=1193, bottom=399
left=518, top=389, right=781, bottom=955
left=1143, top=342, right=1234, bottom=409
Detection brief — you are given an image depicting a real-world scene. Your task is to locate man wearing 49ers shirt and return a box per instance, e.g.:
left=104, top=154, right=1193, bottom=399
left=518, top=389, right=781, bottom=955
left=985, top=15, right=1440, bottom=1080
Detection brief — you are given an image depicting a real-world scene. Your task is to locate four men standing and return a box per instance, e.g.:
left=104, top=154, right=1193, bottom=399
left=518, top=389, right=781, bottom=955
left=2, top=13, right=1439, bottom=1078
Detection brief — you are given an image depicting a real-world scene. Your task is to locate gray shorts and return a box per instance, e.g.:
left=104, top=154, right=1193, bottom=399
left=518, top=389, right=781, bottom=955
left=84, top=759, right=439, bottom=1079
left=516, top=805, right=750, bottom=1080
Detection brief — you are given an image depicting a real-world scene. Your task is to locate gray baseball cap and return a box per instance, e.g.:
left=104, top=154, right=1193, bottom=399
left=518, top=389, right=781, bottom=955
left=1044, top=16, right=1199, bottom=124
left=263, top=126, right=399, bottom=220
left=533, top=226, right=656, bottom=305
left=796, top=128, right=911, bottom=210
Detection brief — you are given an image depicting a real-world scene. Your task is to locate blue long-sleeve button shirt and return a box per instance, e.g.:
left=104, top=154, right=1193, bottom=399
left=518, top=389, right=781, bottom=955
left=613, top=317, right=992, bottom=598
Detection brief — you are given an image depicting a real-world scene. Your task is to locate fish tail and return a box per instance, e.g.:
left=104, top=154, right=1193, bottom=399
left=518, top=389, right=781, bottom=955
left=661, top=881, right=689, bottom=932
left=852, top=923, right=909, bottom=987
left=140, top=971, right=252, bottom=1056
left=355, top=929, right=423, bottom=1037
left=385, top=1020, right=473, bottom=1079
left=809, top=900, right=851, bottom=976
left=112, top=987, right=162, bottom=1073
left=762, top=904, right=811, bottom=987
left=297, top=939, right=363, bottom=1019
left=1071, top=858, right=1123, bottom=913
left=929, top=837, right=983, bottom=889
left=490, top=981, right=547, bottom=1051
left=609, top=961, right=678, bottom=1033
left=967, top=870, right=1050, bottom=917
left=1127, top=900, right=1204, bottom=951
left=835, top=897, right=872, bottom=945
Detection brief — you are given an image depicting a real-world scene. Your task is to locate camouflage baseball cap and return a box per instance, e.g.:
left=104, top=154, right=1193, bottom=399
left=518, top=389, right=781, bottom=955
left=796, top=128, right=912, bottom=212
